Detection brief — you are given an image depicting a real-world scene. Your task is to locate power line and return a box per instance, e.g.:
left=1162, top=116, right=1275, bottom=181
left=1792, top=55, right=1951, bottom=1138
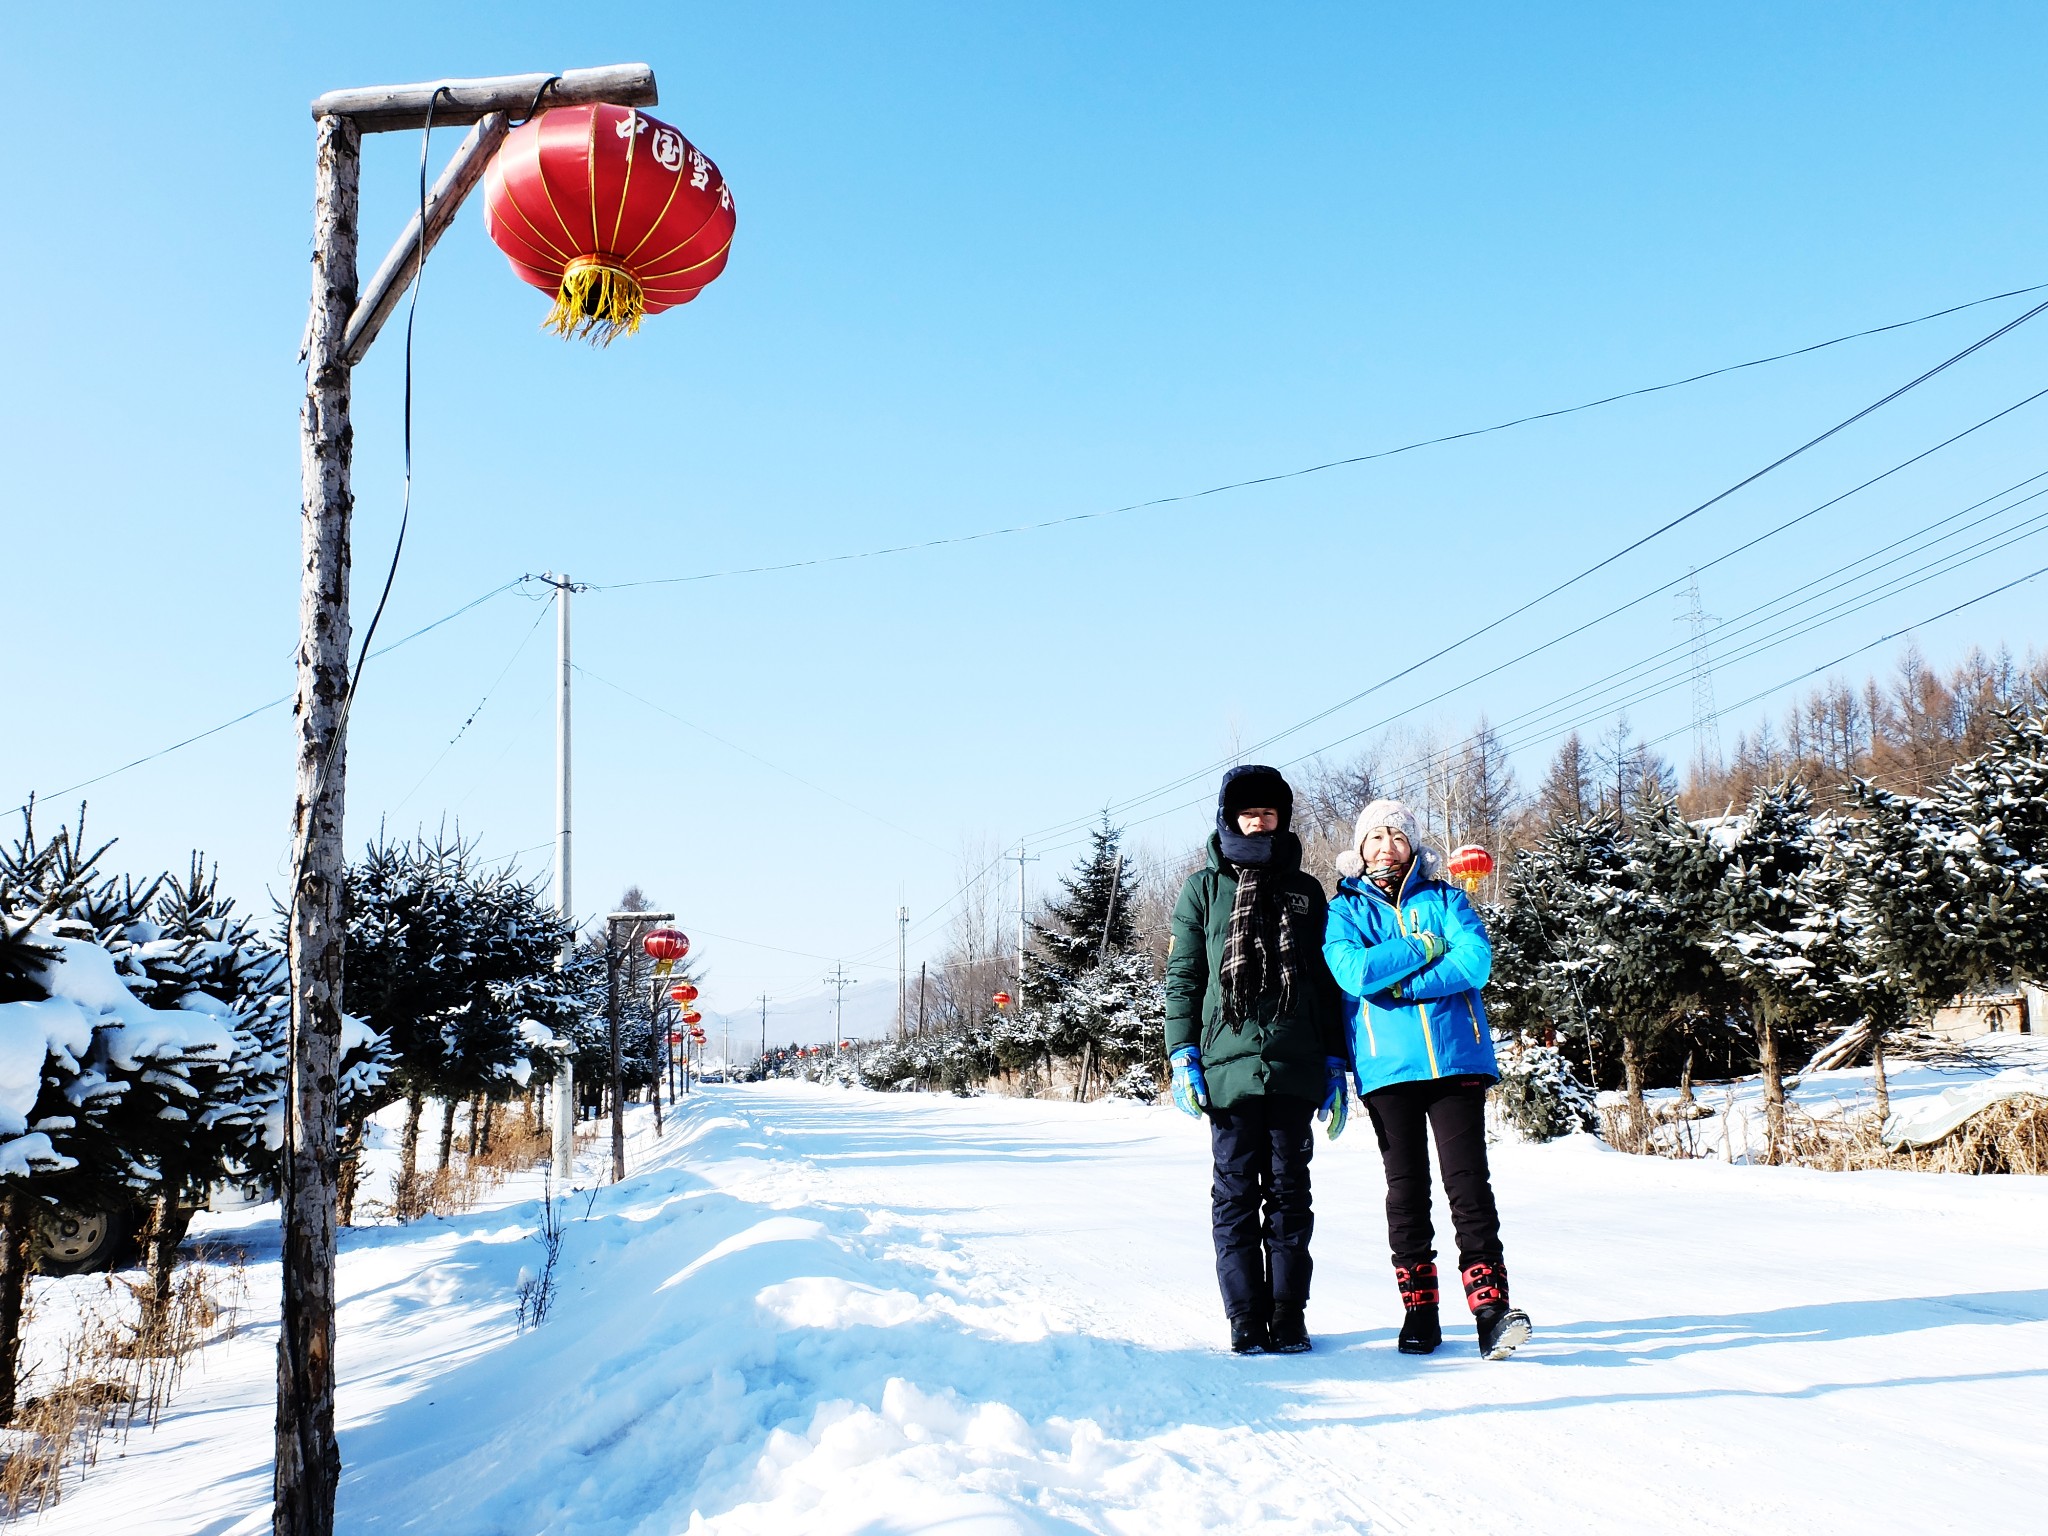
left=7, top=576, right=526, bottom=821
left=584, top=280, right=2048, bottom=593
left=1023, top=383, right=2048, bottom=846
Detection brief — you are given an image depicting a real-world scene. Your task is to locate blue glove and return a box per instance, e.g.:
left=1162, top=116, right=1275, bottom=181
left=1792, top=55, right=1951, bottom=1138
left=1169, top=1046, right=1209, bottom=1117
left=1318, top=1056, right=1350, bottom=1140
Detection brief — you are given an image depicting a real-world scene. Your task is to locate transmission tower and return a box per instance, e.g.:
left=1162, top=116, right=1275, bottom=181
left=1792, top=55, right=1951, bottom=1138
left=1681, top=569, right=1722, bottom=784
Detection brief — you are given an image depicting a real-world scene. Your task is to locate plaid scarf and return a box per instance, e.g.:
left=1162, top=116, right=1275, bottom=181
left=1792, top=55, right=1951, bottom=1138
left=1221, top=860, right=1308, bottom=1025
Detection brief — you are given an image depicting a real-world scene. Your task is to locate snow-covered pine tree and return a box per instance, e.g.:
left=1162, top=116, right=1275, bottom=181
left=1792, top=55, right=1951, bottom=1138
left=1023, top=821, right=1161, bottom=1096
left=1599, top=797, right=1729, bottom=1137
left=1503, top=811, right=1632, bottom=1092
left=1843, top=709, right=2048, bottom=1116
left=1709, top=781, right=1857, bottom=1162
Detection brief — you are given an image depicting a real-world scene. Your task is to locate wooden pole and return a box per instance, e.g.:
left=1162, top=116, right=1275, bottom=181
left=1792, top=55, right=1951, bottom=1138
left=278, top=109, right=359, bottom=1536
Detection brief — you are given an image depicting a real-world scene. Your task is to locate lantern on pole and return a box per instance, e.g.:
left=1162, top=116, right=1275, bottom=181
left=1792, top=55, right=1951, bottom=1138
left=643, top=926, right=689, bottom=979
left=1448, top=845, right=1495, bottom=896
left=483, top=104, right=736, bottom=343
left=680, top=1008, right=703, bottom=1027
left=671, top=981, right=699, bottom=1004
left=992, top=991, right=1013, bottom=1011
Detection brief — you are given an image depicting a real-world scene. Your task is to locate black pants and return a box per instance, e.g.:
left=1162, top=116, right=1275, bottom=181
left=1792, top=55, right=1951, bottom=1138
left=1363, top=1077, right=1503, bottom=1272
left=1209, top=1094, right=1315, bottom=1320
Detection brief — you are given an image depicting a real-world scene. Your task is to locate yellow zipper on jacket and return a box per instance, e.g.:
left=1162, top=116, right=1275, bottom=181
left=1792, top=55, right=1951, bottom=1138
left=1394, top=863, right=1441, bottom=1079
left=1464, top=993, right=1483, bottom=1045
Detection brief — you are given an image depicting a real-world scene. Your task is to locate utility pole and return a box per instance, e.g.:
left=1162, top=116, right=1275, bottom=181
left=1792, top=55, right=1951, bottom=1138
left=281, top=65, right=657, bottom=1536
left=824, top=965, right=856, bottom=1052
left=759, top=993, right=769, bottom=1076
left=896, top=904, right=909, bottom=1038
left=604, top=909, right=672, bottom=1182
left=546, top=571, right=579, bottom=1184
left=917, top=962, right=927, bottom=1035
left=1009, top=845, right=1039, bottom=1008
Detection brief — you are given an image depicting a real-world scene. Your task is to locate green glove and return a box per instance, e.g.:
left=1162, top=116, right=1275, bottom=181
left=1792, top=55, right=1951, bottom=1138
left=1417, top=932, right=1448, bottom=965
left=1318, top=1057, right=1350, bottom=1140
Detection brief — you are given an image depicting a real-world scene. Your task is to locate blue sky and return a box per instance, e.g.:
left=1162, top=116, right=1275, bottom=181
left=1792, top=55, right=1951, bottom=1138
left=5, top=3, right=2046, bottom=1043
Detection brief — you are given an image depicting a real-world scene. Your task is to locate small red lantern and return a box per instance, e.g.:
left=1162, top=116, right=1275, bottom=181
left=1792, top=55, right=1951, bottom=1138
left=672, top=981, right=699, bottom=1004
left=483, top=104, right=735, bottom=344
left=643, top=928, right=690, bottom=963
left=680, top=1008, right=703, bottom=1026
left=1448, top=845, right=1495, bottom=896
left=668, top=1030, right=682, bottom=1045
left=992, top=991, right=1013, bottom=1010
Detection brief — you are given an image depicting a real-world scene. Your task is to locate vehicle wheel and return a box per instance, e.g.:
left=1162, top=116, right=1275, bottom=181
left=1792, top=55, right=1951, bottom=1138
left=35, top=1203, right=138, bottom=1275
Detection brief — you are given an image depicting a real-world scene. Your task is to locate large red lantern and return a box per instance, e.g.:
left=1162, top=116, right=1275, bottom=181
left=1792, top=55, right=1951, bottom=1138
left=642, top=928, right=690, bottom=963
left=680, top=1009, right=703, bottom=1027
left=672, top=981, right=699, bottom=1004
left=483, top=103, right=736, bottom=344
left=1448, top=845, right=1495, bottom=896
left=992, top=991, right=1013, bottom=1010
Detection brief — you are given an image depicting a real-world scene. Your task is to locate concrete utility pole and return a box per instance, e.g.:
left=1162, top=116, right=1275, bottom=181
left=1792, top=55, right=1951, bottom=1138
left=759, top=993, right=769, bottom=1074
left=824, top=965, right=856, bottom=1052
left=896, top=905, right=909, bottom=1037
left=1009, top=845, right=1039, bottom=1008
left=604, top=909, right=672, bottom=1182
left=282, top=65, right=658, bottom=1536
left=546, top=572, right=579, bottom=1183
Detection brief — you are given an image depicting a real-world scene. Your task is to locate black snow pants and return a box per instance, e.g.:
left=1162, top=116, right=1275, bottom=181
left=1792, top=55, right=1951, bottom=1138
left=1208, top=1094, right=1316, bottom=1321
left=1363, top=1076, right=1503, bottom=1271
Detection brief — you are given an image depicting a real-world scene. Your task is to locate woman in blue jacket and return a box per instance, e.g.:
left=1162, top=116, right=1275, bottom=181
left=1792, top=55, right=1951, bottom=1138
left=1324, top=799, right=1532, bottom=1361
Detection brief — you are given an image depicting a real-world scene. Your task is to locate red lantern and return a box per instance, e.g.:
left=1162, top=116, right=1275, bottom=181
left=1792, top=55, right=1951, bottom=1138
left=643, top=928, right=690, bottom=963
left=992, top=991, right=1013, bottom=1010
left=672, top=981, right=699, bottom=1004
left=680, top=1009, right=703, bottom=1027
left=483, top=104, right=735, bottom=344
left=667, top=1031, right=682, bottom=1045
left=1448, top=845, right=1495, bottom=896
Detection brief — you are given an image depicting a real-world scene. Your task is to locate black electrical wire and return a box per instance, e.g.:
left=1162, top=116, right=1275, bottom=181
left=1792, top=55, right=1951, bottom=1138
left=586, top=279, right=2048, bottom=593
left=1024, top=382, right=2048, bottom=845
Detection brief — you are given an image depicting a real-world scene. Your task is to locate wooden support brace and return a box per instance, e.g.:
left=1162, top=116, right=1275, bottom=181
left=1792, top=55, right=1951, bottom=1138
left=311, top=64, right=657, bottom=133
left=342, top=113, right=511, bottom=366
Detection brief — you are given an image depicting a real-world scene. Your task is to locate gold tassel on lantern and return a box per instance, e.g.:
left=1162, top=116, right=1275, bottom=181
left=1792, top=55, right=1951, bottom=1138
left=547, top=254, right=646, bottom=345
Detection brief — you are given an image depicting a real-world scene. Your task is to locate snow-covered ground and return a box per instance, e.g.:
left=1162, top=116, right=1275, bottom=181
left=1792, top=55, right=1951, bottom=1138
left=26, top=1081, right=2048, bottom=1535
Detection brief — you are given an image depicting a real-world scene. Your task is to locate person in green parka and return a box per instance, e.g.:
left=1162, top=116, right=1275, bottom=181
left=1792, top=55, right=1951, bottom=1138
left=1164, top=764, right=1348, bottom=1355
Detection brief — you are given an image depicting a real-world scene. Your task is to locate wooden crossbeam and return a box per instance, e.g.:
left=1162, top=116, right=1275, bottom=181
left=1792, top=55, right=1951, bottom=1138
left=311, top=63, right=656, bottom=133
left=342, top=113, right=511, bottom=366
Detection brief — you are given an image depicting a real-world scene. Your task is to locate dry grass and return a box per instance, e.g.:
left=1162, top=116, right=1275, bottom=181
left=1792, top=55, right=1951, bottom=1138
left=1602, top=1091, right=2048, bottom=1175
left=379, top=1104, right=562, bottom=1223
left=0, top=1246, right=246, bottom=1517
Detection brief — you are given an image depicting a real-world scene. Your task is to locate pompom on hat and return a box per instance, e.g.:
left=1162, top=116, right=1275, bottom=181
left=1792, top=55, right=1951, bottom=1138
left=1334, top=798, right=1442, bottom=882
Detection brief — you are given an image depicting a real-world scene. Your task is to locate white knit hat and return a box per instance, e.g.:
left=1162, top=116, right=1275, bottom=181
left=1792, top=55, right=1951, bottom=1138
left=1334, top=798, right=1441, bottom=881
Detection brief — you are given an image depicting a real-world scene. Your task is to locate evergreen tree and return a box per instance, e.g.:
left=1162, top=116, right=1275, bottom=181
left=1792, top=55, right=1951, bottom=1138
left=1021, top=820, right=1159, bottom=1094
left=1709, top=781, right=1855, bottom=1162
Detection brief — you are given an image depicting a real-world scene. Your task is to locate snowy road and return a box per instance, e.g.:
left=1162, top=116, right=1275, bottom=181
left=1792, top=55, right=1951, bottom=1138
left=39, top=1083, right=2048, bottom=1534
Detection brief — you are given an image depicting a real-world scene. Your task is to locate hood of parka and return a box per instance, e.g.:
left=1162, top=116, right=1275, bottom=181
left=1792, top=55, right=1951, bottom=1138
left=1215, top=763, right=1294, bottom=867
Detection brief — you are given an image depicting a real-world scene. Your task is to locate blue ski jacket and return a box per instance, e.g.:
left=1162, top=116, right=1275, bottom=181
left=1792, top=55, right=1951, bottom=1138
left=1324, top=864, right=1498, bottom=1096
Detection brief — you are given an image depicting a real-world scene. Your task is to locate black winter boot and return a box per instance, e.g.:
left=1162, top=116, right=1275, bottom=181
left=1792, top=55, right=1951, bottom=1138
left=1229, top=1314, right=1269, bottom=1355
left=1394, top=1258, right=1442, bottom=1356
left=1268, top=1301, right=1311, bottom=1354
left=1461, top=1258, right=1531, bottom=1360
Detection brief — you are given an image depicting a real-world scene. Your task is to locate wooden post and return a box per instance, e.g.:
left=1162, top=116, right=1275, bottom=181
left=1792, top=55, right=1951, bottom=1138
left=278, top=108, right=358, bottom=1536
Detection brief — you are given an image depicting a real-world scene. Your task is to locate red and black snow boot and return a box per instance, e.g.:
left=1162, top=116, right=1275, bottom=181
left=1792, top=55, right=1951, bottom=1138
left=1394, top=1257, right=1442, bottom=1355
left=1461, top=1258, right=1531, bottom=1361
